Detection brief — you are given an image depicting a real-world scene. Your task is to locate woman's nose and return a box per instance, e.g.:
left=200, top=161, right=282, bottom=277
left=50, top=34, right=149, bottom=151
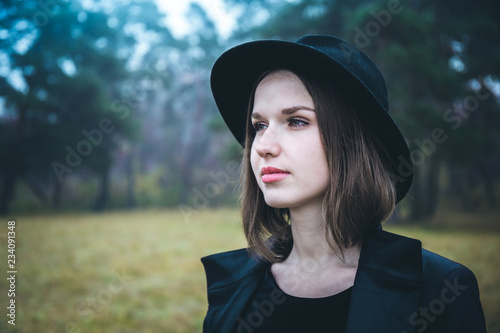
left=253, top=127, right=281, bottom=158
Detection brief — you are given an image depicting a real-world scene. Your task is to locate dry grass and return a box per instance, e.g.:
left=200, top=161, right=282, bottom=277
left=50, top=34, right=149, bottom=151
left=0, top=208, right=498, bottom=332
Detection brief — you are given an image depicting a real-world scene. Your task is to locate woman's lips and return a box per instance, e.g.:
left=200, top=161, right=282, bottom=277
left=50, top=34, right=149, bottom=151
left=261, top=167, right=290, bottom=184
left=262, top=173, right=289, bottom=183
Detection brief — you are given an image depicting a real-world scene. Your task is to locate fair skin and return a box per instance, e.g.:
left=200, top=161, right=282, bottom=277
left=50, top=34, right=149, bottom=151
left=250, top=70, right=361, bottom=298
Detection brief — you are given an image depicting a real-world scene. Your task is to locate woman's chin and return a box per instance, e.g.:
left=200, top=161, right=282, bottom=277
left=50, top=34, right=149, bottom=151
left=263, top=196, right=295, bottom=209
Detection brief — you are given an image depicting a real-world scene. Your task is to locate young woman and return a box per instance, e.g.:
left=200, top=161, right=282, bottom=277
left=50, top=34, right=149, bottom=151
left=201, top=35, right=486, bottom=333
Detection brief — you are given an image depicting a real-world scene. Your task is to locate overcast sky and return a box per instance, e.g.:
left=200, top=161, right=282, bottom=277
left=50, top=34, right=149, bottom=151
left=156, top=0, right=237, bottom=39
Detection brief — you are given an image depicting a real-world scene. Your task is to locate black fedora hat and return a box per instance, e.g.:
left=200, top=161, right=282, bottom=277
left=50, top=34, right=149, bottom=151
left=210, top=34, right=413, bottom=202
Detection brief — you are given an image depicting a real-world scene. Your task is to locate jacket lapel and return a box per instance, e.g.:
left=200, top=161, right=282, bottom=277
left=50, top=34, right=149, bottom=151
left=346, top=228, right=422, bottom=333
left=202, top=248, right=269, bottom=333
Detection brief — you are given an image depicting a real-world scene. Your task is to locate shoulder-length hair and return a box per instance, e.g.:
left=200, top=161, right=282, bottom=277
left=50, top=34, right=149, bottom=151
left=241, top=69, right=397, bottom=263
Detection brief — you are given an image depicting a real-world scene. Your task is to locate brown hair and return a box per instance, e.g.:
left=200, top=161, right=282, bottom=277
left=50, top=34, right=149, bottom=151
left=241, top=69, right=396, bottom=263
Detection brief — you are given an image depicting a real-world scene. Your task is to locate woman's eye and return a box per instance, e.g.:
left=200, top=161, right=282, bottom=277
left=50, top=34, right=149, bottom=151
left=288, top=117, right=309, bottom=128
left=252, top=122, right=267, bottom=132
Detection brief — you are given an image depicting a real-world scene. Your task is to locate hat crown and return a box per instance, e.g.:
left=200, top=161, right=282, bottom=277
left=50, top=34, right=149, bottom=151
left=295, top=35, right=389, bottom=112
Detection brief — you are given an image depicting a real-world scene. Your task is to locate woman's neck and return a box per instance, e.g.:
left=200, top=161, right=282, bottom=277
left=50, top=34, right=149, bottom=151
left=287, top=205, right=361, bottom=268
left=271, top=204, right=361, bottom=298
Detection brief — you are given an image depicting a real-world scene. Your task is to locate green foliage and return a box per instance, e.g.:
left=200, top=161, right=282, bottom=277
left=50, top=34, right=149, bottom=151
left=0, top=1, right=135, bottom=211
left=1, top=0, right=498, bottom=216
left=0, top=0, right=178, bottom=213
left=134, top=167, right=183, bottom=207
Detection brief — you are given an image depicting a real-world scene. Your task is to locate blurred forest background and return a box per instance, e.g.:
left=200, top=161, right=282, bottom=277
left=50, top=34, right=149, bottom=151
left=1, top=1, right=500, bottom=332
left=0, top=0, right=499, bottom=219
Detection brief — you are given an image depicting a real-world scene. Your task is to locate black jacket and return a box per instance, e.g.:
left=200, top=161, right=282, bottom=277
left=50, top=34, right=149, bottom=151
left=201, top=228, right=486, bottom=333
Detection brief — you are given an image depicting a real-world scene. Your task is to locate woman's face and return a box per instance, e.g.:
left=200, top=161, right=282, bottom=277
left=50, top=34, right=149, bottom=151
left=250, top=70, right=330, bottom=210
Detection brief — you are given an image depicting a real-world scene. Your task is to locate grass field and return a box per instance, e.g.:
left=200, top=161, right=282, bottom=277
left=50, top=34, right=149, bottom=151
left=0, top=208, right=498, bottom=332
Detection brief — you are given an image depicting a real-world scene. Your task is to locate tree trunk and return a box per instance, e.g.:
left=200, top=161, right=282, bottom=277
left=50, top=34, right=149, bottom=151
left=409, top=164, right=425, bottom=221
left=125, top=146, right=136, bottom=208
left=410, top=156, right=441, bottom=222
left=0, top=107, right=25, bottom=215
left=0, top=173, right=16, bottom=216
left=460, top=169, right=479, bottom=212
left=178, top=157, right=193, bottom=204
left=177, top=78, right=206, bottom=204
left=51, top=173, right=63, bottom=208
left=93, top=168, right=110, bottom=211
left=478, top=161, right=497, bottom=208
left=425, top=155, right=441, bottom=217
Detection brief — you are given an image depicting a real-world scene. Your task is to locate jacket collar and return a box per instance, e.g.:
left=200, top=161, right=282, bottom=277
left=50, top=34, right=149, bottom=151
left=345, top=228, right=422, bottom=333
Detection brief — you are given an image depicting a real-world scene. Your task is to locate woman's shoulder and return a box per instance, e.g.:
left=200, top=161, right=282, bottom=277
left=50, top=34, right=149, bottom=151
left=201, top=248, right=269, bottom=291
left=420, top=248, right=480, bottom=298
left=421, top=248, right=474, bottom=277
left=418, top=249, right=486, bottom=332
left=366, top=229, right=486, bottom=331
left=363, top=228, right=479, bottom=285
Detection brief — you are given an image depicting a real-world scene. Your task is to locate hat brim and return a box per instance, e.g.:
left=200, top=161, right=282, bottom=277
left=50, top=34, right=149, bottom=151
left=210, top=39, right=413, bottom=203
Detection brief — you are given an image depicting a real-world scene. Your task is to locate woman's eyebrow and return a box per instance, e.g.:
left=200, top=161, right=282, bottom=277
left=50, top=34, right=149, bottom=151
left=251, top=106, right=315, bottom=119
left=251, top=112, right=263, bottom=120
left=281, top=106, right=315, bottom=115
